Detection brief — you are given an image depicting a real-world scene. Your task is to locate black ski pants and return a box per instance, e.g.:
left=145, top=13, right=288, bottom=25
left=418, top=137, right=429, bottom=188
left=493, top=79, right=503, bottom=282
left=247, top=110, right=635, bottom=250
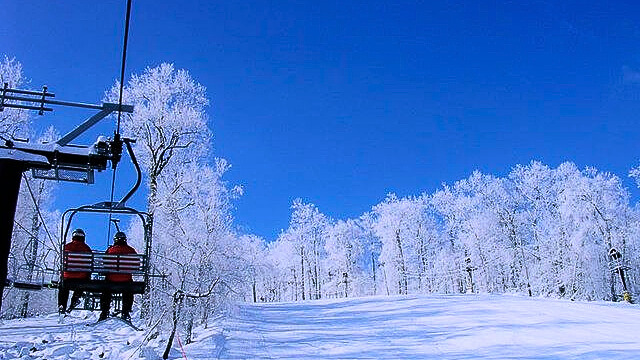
left=100, top=291, right=134, bottom=317
left=58, top=288, right=84, bottom=313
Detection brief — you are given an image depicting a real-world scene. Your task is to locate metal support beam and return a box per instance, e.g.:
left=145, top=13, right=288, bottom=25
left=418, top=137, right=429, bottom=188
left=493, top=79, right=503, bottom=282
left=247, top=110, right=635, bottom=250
left=0, top=102, right=53, bottom=112
left=0, top=159, right=26, bottom=314
left=57, top=103, right=134, bottom=146
left=0, top=85, right=133, bottom=115
left=57, top=109, right=111, bottom=146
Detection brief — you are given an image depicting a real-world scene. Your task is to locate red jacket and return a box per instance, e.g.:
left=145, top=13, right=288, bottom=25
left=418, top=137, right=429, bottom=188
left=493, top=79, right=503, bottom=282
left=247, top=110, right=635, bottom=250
left=105, top=242, right=139, bottom=282
left=63, top=239, right=92, bottom=280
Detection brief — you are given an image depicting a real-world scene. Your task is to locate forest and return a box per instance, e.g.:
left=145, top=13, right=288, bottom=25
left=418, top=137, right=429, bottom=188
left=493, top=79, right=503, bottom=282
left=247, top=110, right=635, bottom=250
left=3, top=55, right=639, bottom=343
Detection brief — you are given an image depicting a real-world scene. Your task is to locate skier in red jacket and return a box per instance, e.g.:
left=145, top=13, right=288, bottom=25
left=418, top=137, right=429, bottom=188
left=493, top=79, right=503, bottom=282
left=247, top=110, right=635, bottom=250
left=99, top=231, right=138, bottom=321
left=58, top=228, right=92, bottom=313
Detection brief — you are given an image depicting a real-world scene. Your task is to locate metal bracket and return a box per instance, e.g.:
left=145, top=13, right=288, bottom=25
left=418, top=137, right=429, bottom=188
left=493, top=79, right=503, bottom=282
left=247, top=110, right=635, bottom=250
left=56, top=103, right=133, bottom=146
left=0, top=86, right=134, bottom=180
left=0, top=85, right=133, bottom=146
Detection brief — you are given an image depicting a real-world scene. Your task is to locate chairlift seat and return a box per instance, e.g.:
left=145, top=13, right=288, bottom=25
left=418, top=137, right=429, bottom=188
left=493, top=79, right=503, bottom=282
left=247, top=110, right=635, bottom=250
left=7, top=265, right=59, bottom=291
left=61, top=251, right=147, bottom=294
left=11, top=281, right=47, bottom=291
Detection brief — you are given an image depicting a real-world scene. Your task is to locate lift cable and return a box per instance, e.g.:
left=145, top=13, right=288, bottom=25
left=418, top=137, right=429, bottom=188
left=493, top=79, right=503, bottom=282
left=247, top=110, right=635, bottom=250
left=108, top=0, right=134, bottom=246
left=12, top=220, right=56, bottom=255
left=21, top=174, right=58, bottom=253
left=107, top=168, right=118, bottom=246
left=12, top=221, right=38, bottom=242
left=116, top=0, right=133, bottom=135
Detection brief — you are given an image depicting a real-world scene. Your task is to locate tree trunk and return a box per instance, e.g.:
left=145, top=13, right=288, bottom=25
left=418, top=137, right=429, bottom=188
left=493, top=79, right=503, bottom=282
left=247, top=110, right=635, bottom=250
left=292, top=269, right=298, bottom=301
left=371, top=251, right=377, bottom=295
left=141, top=176, right=158, bottom=320
left=343, top=272, right=349, bottom=298
left=313, top=237, right=319, bottom=300
left=382, top=265, right=390, bottom=295
left=418, top=234, right=429, bottom=292
left=163, top=291, right=184, bottom=359
left=201, top=297, right=210, bottom=329
left=395, top=230, right=408, bottom=295
left=252, top=279, right=257, bottom=303
left=300, top=247, right=305, bottom=301
left=506, top=214, right=532, bottom=296
left=345, top=243, right=352, bottom=298
left=185, top=313, right=194, bottom=344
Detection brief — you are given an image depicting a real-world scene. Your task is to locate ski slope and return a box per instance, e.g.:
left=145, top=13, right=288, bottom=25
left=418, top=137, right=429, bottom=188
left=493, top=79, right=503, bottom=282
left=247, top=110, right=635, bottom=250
left=1, top=294, right=640, bottom=359
left=211, top=294, right=640, bottom=359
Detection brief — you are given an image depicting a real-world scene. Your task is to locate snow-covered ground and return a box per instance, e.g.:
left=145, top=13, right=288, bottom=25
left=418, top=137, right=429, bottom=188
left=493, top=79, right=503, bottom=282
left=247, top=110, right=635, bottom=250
left=1, top=294, right=640, bottom=359
left=0, top=313, right=152, bottom=359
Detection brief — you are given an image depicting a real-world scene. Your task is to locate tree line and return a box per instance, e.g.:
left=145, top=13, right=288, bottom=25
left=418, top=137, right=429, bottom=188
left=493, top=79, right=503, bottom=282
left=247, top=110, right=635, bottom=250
left=253, top=162, right=640, bottom=303
left=3, top=56, right=640, bottom=351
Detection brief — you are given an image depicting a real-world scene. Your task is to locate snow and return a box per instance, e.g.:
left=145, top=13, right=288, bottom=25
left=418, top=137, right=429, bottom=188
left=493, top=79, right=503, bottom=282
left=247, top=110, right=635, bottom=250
left=213, top=295, right=640, bottom=359
left=1, top=294, right=640, bottom=359
left=0, top=313, right=145, bottom=359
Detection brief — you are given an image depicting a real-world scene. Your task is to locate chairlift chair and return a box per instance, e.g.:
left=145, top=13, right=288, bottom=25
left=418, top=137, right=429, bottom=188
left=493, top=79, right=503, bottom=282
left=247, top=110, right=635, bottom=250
left=9, top=263, right=58, bottom=291
left=58, top=138, right=154, bottom=311
left=59, top=204, right=152, bottom=296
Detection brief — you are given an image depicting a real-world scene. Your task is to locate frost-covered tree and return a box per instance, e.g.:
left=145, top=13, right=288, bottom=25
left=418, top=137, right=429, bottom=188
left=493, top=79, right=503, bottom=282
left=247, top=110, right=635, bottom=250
left=510, top=161, right=566, bottom=296
left=288, top=199, right=329, bottom=300
left=1, top=57, right=59, bottom=318
left=371, top=194, right=426, bottom=295
left=5, top=128, right=59, bottom=318
left=358, top=214, right=384, bottom=295
left=268, top=232, right=300, bottom=301
left=459, top=171, right=531, bottom=295
left=558, top=164, right=631, bottom=300
left=150, top=159, right=243, bottom=347
left=264, top=161, right=639, bottom=304
left=106, top=63, right=211, bottom=319
left=237, top=234, right=270, bottom=303
left=106, top=63, right=210, bottom=216
left=324, top=219, right=364, bottom=298
left=270, top=200, right=329, bottom=301
left=104, top=64, right=259, bottom=357
left=0, top=56, right=28, bottom=139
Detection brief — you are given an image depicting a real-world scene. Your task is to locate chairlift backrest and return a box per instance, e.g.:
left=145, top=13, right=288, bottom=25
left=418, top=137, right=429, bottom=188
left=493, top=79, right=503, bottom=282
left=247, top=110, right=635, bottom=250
left=63, top=252, right=145, bottom=275
left=59, top=204, right=153, bottom=296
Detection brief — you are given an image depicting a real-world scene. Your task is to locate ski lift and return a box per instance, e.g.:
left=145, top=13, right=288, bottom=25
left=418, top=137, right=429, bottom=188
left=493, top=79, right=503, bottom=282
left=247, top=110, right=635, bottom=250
left=6, top=248, right=56, bottom=290
left=608, top=247, right=633, bottom=303
left=608, top=248, right=629, bottom=273
left=9, top=263, right=58, bottom=291
left=58, top=138, right=154, bottom=310
left=0, top=86, right=135, bottom=302
left=59, top=207, right=152, bottom=301
left=4, top=220, right=60, bottom=292
left=0, top=0, right=139, bottom=315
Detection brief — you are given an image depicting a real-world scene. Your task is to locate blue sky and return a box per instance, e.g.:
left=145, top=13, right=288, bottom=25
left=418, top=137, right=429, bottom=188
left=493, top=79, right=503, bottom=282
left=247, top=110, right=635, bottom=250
left=3, top=1, right=640, bottom=241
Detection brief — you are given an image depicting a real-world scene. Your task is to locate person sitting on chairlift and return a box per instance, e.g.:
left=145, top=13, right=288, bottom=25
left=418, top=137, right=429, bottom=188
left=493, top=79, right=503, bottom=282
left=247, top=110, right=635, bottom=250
left=99, top=231, right=138, bottom=321
left=58, top=228, right=92, bottom=314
